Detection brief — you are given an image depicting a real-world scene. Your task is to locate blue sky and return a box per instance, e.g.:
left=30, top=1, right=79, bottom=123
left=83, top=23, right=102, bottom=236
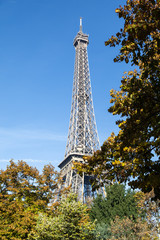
left=0, top=0, right=130, bottom=172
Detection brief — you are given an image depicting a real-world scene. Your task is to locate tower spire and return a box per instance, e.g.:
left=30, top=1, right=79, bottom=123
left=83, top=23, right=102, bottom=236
left=80, top=17, right=82, bottom=32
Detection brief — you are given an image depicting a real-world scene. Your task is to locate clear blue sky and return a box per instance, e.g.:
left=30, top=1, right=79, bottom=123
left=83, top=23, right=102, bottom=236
left=0, top=0, right=130, bottom=172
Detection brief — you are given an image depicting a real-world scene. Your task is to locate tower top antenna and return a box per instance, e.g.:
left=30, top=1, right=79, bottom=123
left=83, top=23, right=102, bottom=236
left=80, top=17, right=82, bottom=32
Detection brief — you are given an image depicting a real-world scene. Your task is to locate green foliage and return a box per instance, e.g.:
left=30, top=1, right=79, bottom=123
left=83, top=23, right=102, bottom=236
left=29, top=193, right=96, bottom=240
left=93, top=222, right=111, bottom=240
left=90, top=185, right=159, bottom=239
left=0, top=160, right=60, bottom=240
left=90, top=184, right=139, bottom=225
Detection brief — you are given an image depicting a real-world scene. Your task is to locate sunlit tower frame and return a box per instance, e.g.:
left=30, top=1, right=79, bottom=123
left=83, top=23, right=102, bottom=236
left=58, top=18, right=101, bottom=202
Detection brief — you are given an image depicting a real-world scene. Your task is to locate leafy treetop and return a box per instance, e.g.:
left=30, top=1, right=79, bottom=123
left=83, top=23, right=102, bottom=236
left=74, top=0, right=160, bottom=200
left=0, top=160, right=62, bottom=240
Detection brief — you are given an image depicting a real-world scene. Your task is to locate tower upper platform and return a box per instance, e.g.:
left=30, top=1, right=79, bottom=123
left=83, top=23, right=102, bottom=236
left=73, top=18, right=89, bottom=47
left=73, top=31, right=89, bottom=47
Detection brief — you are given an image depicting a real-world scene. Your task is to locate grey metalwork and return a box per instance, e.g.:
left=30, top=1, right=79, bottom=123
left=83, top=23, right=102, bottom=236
left=58, top=18, right=101, bottom=202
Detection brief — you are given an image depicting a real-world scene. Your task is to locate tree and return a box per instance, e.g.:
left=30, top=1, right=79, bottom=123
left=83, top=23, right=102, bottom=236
left=29, top=193, right=96, bottom=240
left=90, top=184, right=141, bottom=240
left=134, top=190, right=160, bottom=237
left=90, top=184, right=139, bottom=225
left=0, top=160, right=61, bottom=240
left=90, top=184, right=138, bottom=224
left=93, top=222, right=112, bottom=240
left=90, top=185, right=159, bottom=240
left=106, top=0, right=160, bottom=83
left=109, top=190, right=160, bottom=239
left=75, top=0, right=160, bottom=200
left=109, top=216, right=155, bottom=240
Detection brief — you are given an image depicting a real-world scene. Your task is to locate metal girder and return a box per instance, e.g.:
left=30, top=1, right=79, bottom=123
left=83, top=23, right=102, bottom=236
left=65, top=27, right=100, bottom=158
left=58, top=20, right=100, bottom=202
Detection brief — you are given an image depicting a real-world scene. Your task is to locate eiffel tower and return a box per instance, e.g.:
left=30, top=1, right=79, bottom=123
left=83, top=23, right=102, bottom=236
left=58, top=18, right=100, bottom=202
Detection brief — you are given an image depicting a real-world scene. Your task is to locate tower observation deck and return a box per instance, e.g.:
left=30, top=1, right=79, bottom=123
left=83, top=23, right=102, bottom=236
left=58, top=19, right=100, bottom=202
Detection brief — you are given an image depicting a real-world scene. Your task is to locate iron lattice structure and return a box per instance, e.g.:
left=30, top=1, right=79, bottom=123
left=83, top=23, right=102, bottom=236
left=58, top=19, right=100, bottom=202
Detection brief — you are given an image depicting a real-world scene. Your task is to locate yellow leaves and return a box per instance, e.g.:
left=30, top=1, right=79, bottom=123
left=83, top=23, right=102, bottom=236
left=112, top=160, right=121, bottom=165
left=101, top=0, right=160, bottom=202
left=123, top=147, right=128, bottom=152
left=121, top=162, right=126, bottom=167
left=128, top=70, right=134, bottom=75
left=133, top=158, right=139, bottom=164
left=123, top=146, right=133, bottom=153
left=115, top=8, right=120, bottom=13
left=118, top=120, right=126, bottom=128
left=0, top=160, right=62, bottom=238
left=112, top=160, right=127, bottom=167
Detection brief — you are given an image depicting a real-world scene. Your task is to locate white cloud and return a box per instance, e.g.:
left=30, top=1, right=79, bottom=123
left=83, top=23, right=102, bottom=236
left=0, top=159, right=10, bottom=162
left=0, top=127, right=66, bottom=141
left=0, top=127, right=66, bottom=168
left=0, top=158, right=47, bottom=163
